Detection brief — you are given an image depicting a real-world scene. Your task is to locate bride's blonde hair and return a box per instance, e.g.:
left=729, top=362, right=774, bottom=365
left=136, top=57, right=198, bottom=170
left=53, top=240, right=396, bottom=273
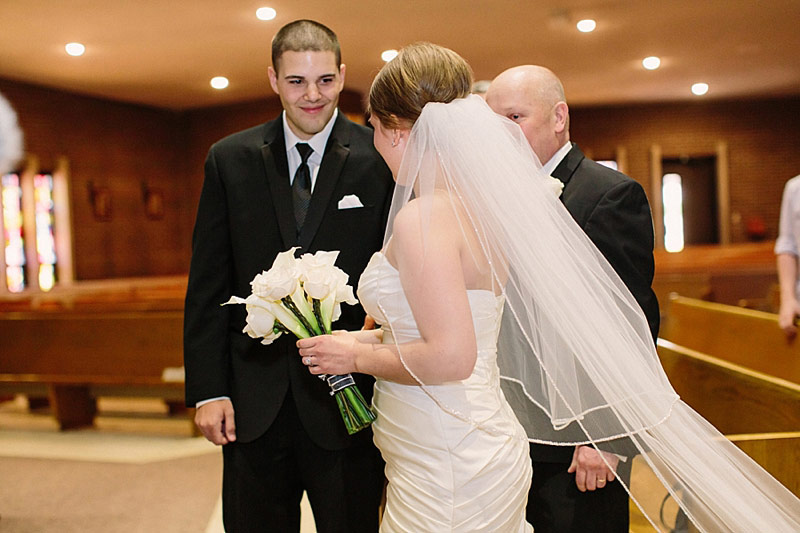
left=368, top=42, right=473, bottom=128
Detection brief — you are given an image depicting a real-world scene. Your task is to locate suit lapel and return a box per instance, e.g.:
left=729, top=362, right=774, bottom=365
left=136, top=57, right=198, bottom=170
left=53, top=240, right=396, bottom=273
left=260, top=121, right=296, bottom=249
left=297, top=115, right=351, bottom=250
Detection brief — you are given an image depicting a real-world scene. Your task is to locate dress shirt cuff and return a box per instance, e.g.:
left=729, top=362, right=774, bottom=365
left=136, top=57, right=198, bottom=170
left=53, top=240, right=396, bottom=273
left=195, top=396, right=230, bottom=408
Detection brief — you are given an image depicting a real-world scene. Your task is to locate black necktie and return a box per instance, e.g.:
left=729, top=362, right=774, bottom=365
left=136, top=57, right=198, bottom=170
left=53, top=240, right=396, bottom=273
left=292, top=143, right=313, bottom=234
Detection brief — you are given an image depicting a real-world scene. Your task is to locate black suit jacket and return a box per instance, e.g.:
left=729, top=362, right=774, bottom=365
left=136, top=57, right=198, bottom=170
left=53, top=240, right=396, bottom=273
left=183, top=113, right=394, bottom=448
left=531, top=143, right=659, bottom=463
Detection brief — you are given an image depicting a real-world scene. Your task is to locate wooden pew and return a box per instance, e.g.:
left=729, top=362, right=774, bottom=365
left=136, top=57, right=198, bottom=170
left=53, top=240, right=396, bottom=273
left=628, top=340, right=800, bottom=531
left=653, top=241, right=777, bottom=313
left=660, top=294, right=800, bottom=384
left=0, top=309, right=189, bottom=430
left=0, top=275, right=187, bottom=313
left=657, top=339, right=800, bottom=434
left=656, top=339, right=800, bottom=495
left=651, top=272, right=712, bottom=311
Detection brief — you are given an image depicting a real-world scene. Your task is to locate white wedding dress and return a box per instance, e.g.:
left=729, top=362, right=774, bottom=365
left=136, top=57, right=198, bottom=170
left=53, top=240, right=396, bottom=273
left=358, top=252, right=533, bottom=533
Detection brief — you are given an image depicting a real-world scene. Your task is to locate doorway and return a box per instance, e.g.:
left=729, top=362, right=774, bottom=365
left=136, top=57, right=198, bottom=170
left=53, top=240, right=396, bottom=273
left=662, top=155, right=718, bottom=246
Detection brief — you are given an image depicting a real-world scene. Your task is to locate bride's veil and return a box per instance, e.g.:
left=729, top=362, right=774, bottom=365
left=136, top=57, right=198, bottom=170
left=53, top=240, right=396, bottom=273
left=373, top=86, right=800, bottom=530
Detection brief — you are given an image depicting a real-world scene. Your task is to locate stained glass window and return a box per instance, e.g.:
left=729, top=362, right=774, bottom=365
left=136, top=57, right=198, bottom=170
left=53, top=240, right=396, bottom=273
left=34, top=173, right=57, bottom=291
left=2, top=172, right=26, bottom=292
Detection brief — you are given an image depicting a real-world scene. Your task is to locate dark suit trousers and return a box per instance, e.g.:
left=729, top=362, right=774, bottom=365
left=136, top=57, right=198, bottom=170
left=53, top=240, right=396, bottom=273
left=222, top=390, right=384, bottom=533
left=528, top=458, right=630, bottom=533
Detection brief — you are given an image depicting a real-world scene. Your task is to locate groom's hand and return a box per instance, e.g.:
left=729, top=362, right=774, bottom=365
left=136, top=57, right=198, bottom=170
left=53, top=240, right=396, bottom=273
left=195, top=399, right=237, bottom=445
left=567, top=445, right=619, bottom=492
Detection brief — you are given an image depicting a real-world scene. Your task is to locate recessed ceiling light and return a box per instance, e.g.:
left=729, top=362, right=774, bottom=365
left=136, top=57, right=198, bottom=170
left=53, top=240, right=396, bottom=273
left=691, top=82, right=709, bottom=96
left=381, top=49, right=398, bottom=62
left=576, top=19, right=596, bottom=32
left=65, top=42, right=85, bottom=56
left=256, top=7, right=277, bottom=21
left=642, top=56, right=661, bottom=70
left=210, top=76, right=229, bottom=90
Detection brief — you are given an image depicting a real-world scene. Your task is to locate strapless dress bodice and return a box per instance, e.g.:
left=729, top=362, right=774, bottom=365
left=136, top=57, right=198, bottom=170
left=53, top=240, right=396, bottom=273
left=358, top=251, right=505, bottom=376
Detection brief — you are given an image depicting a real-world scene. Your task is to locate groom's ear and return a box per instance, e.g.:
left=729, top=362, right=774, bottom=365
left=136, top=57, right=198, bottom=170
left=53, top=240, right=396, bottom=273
left=553, top=102, right=569, bottom=134
left=268, top=66, right=279, bottom=94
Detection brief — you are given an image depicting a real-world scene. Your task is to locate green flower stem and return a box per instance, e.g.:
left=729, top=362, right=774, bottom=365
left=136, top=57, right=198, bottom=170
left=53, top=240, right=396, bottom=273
left=334, top=393, right=356, bottom=434
left=290, top=287, right=322, bottom=335
left=332, top=385, right=377, bottom=434
left=273, top=322, right=292, bottom=335
left=281, top=296, right=320, bottom=336
left=312, top=299, right=330, bottom=335
left=318, top=294, right=336, bottom=334
left=343, top=386, right=377, bottom=424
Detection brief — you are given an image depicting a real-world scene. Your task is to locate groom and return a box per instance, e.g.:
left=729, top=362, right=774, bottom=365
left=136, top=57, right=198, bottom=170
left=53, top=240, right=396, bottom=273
left=487, top=66, right=659, bottom=532
left=184, top=20, right=393, bottom=532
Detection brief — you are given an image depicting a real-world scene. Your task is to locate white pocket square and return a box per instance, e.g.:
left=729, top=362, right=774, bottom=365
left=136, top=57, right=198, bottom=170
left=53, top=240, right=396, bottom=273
left=337, top=194, right=364, bottom=209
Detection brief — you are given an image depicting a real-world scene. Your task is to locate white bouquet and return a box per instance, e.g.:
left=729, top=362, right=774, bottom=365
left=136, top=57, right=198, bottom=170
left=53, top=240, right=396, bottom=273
left=223, top=247, right=375, bottom=434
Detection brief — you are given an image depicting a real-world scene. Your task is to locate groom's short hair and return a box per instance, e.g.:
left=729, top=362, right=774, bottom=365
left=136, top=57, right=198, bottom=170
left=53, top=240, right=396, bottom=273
left=271, top=20, right=341, bottom=73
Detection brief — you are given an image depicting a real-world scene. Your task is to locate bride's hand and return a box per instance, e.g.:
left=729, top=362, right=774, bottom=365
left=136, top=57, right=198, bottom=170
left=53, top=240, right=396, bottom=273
left=297, top=331, right=360, bottom=375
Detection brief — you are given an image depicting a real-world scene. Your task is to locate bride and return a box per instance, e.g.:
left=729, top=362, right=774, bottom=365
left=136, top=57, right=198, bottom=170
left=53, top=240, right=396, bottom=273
left=297, top=43, right=800, bottom=532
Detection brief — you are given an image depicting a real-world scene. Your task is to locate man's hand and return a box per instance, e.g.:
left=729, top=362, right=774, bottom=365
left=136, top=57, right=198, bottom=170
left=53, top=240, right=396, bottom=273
left=567, top=445, right=619, bottom=492
left=195, top=399, right=236, bottom=445
left=778, top=299, right=800, bottom=339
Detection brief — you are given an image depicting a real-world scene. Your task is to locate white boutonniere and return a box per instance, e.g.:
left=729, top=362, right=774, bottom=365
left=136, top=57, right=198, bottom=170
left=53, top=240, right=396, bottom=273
left=545, top=176, right=564, bottom=197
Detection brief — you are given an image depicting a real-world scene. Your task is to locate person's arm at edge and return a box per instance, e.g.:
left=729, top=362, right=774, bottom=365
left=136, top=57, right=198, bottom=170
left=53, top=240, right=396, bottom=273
left=184, top=146, right=236, bottom=445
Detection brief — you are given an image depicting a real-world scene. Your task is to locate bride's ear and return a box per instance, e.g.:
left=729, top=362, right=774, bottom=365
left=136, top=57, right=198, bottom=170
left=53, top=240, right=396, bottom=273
left=391, top=127, right=410, bottom=149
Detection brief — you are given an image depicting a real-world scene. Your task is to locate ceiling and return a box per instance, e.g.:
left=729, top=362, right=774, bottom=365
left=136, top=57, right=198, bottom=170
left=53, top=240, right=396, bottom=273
left=0, top=0, right=798, bottom=111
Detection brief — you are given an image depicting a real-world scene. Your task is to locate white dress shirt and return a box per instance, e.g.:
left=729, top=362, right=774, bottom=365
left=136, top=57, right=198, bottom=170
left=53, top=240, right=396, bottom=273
left=541, top=141, right=573, bottom=178
left=775, top=174, right=800, bottom=298
left=283, top=108, right=338, bottom=191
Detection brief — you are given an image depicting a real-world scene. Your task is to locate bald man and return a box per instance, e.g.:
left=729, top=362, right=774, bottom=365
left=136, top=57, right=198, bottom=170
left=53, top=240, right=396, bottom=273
left=486, top=66, right=659, bottom=533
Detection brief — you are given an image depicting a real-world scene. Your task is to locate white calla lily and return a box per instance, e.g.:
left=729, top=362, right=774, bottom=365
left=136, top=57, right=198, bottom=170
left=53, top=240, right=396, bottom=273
left=266, top=299, right=312, bottom=339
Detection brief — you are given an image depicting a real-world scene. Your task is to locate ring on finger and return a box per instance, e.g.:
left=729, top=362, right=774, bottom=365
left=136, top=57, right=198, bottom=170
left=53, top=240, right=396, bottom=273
left=303, top=356, right=312, bottom=366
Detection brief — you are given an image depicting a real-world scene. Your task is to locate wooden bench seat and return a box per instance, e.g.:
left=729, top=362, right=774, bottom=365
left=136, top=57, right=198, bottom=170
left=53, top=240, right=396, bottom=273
left=657, top=339, right=800, bottom=434
left=0, top=275, right=187, bottom=312
left=653, top=241, right=778, bottom=311
left=659, top=294, right=800, bottom=384
left=0, top=309, right=189, bottom=430
left=657, top=339, right=800, bottom=496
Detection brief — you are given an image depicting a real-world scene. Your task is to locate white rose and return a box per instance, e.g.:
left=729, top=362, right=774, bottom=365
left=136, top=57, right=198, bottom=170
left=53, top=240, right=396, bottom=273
left=298, top=251, right=341, bottom=299
left=243, top=303, right=280, bottom=343
left=251, top=268, right=299, bottom=300
left=222, top=294, right=283, bottom=344
left=299, top=250, right=339, bottom=271
left=250, top=247, right=301, bottom=300
left=301, top=265, right=339, bottom=300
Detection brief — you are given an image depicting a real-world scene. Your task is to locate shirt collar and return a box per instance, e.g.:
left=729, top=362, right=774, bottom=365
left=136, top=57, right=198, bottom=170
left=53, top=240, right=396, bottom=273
left=542, top=141, right=573, bottom=177
left=282, top=108, right=339, bottom=163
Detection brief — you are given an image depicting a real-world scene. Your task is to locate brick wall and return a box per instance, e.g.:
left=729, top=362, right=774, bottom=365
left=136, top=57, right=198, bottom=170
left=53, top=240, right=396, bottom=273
left=2, top=75, right=798, bottom=279
left=570, top=97, right=800, bottom=241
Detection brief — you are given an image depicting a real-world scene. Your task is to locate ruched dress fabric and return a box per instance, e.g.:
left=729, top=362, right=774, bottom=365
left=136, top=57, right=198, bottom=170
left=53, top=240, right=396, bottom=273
left=358, top=252, right=533, bottom=533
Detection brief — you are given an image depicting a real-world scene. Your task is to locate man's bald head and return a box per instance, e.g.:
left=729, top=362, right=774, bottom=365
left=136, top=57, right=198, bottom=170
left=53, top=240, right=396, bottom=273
left=485, top=65, right=569, bottom=164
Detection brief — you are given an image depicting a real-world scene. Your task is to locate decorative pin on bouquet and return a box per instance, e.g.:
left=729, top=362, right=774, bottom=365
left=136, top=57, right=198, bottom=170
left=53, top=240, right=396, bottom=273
left=223, top=247, right=376, bottom=435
